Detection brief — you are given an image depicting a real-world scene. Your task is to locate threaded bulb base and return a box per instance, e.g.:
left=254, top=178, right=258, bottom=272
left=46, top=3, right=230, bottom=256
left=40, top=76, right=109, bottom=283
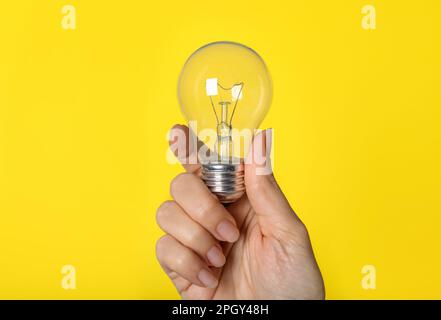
left=201, top=162, right=245, bottom=204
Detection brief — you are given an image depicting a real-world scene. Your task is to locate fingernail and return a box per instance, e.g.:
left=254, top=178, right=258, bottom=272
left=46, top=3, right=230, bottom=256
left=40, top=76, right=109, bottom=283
left=198, top=269, right=218, bottom=288
left=207, top=245, right=226, bottom=267
left=217, top=220, right=240, bottom=242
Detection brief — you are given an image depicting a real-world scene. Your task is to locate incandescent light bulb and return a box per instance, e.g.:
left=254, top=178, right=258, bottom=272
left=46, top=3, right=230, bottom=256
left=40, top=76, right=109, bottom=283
left=178, top=41, right=272, bottom=203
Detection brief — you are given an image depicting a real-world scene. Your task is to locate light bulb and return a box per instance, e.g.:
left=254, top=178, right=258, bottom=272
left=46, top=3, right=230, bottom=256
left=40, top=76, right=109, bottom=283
left=178, top=41, right=272, bottom=203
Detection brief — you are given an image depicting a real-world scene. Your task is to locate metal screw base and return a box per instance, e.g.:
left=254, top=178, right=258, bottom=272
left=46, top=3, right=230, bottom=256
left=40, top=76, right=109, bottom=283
left=201, top=162, right=245, bottom=204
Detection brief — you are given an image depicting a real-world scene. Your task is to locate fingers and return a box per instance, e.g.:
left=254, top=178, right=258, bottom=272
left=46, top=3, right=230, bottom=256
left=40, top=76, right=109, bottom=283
left=170, top=172, right=240, bottom=243
left=160, top=123, right=239, bottom=291
left=156, top=200, right=226, bottom=267
left=156, top=235, right=219, bottom=288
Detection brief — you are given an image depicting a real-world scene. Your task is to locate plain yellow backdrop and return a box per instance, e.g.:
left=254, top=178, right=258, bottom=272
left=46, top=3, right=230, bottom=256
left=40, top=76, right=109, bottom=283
left=0, top=0, right=440, bottom=299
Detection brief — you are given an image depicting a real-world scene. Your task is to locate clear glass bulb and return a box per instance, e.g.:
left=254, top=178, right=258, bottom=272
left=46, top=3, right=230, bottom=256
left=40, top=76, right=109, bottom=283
left=178, top=41, right=272, bottom=203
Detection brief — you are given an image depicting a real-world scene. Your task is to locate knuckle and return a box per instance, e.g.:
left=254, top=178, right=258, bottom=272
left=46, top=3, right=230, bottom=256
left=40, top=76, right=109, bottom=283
left=186, top=228, right=208, bottom=247
left=156, top=200, right=176, bottom=225
left=170, top=173, right=194, bottom=197
left=175, top=252, right=192, bottom=269
left=155, top=235, right=171, bottom=259
left=195, top=197, right=219, bottom=220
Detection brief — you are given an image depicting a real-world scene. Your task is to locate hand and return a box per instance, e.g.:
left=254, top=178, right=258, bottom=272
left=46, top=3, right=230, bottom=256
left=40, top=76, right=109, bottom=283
left=155, top=125, right=325, bottom=299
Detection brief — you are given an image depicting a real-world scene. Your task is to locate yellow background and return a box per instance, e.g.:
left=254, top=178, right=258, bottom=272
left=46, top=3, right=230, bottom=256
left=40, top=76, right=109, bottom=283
left=0, top=0, right=440, bottom=299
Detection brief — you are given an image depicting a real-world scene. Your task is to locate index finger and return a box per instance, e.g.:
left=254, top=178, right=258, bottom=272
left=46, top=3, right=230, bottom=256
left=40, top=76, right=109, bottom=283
left=170, top=172, right=240, bottom=243
left=168, top=124, right=201, bottom=174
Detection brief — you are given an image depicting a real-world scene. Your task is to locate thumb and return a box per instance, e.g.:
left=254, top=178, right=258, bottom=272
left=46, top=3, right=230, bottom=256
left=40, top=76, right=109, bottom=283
left=245, top=129, right=303, bottom=230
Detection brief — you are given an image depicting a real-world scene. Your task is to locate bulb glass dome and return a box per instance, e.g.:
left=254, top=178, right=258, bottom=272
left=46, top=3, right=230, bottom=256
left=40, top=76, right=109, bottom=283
left=178, top=41, right=272, bottom=161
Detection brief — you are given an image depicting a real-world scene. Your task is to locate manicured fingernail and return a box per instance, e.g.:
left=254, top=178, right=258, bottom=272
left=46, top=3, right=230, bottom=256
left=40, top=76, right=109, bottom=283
left=198, top=269, right=218, bottom=288
left=217, top=220, right=240, bottom=242
left=207, top=245, right=226, bottom=267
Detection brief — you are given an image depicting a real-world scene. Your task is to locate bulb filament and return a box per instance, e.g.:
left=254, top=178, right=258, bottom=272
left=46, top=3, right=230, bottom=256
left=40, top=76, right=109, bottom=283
left=209, top=81, right=244, bottom=162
